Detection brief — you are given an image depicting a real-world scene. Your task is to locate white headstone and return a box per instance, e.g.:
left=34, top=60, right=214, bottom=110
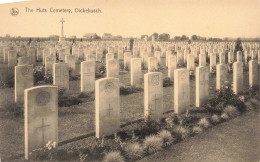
left=174, top=68, right=190, bottom=114
left=131, top=58, right=142, bottom=86
left=233, top=62, right=243, bottom=94
left=81, top=60, right=95, bottom=92
left=15, top=65, right=33, bottom=104
left=95, top=78, right=120, bottom=138
left=24, top=86, right=58, bottom=159
left=53, top=63, right=69, bottom=90
left=144, top=72, right=163, bottom=119
left=196, top=66, right=209, bottom=107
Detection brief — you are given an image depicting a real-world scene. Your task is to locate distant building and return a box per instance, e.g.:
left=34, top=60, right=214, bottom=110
left=83, top=33, right=98, bottom=39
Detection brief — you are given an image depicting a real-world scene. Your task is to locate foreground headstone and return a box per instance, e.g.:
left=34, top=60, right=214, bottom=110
left=81, top=61, right=95, bottom=92
left=53, top=63, right=69, bottom=90
left=144, top=72, right=163, bottom=119
left=25, top=86, right=58, bottom=159
left=95, top=78, right=120, bottom=138
left=196, top=66, right=209, bottom=107
left=174, top=68, right=190, bottom=114
left=15, top=65, right=33, bottom=104
left=216, top=64, right=228, bottom=90
left=233, top=62, right=243, bottom=94
left=249, top=60, right=258, bottom=87
left=131, top=58, right=142, bottom=86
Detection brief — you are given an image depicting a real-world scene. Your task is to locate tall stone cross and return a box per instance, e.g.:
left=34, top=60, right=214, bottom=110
left=60, top=18, right=65, bottom=38
left=36, top=118, right=50, bottom=147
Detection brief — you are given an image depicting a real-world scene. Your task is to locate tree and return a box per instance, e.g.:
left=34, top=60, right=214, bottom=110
left=191, top=35, right=198, bottom=41
left=159, top=33, right=170, bottom=41
left=181, top=35, right=189, bottom=41
left=174, top=36, right=181, bottom=40
left=150, top=33, right=159, bottom=40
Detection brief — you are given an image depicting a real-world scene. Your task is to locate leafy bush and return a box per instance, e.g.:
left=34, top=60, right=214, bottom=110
left=197, top=117, right=211, bottom=129
left=134, top=117, right=162, bottom=138
left=124, top=142, right=144, bottom=160
left=223, top=105, right=239, bottom=118
left=211, top=114, right=220, bottom=124
left=143, top=135, right=163, bottom=154
left=96, top=64, right=106, bottom=78
left=172, top=125, right=190, bottom=140
left=33, top=66, right=45, bottom=84
left=192, top=126, right=203, bottom=134
left=163, top=77, right=173, bottom=87
left=119, top=62, right=124, bottom=70
left=44, top=73, right=53, bottom=83
left=249, top=98, right=260, bottom=109
left=2, top=100, right=23, bottom=117
left=124, top=65, right=129, bottom=72
left=103, top=151, right=124, bottom=162
left=244, top=101, right=254, bottom=111
left=141, top=62, right=147, bottom=70
left=220, top=113, right=229, bottom=120
left=202, top=82, right=246, bottom=114
left=120, top=86, right=143, bottom=95
left=158, top=130, right=174, bottom=147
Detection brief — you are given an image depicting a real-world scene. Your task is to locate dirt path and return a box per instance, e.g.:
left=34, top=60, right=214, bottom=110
left=139, top=110, right=260, bottom=162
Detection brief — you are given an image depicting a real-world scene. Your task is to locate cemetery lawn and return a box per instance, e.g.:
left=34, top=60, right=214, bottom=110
left=0, top=59, right=251, bottom=160
left=138, top=109, right=260, bottom=162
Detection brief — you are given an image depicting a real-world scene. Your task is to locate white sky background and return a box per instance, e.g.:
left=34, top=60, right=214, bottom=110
left=0, top=0, right=259, bottom=38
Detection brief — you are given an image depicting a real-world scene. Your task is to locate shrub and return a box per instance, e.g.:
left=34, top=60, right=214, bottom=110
left=141, top=62, right=147, bottom=70
left=120, top=86, right=143, bottom=95
left=124, top=142, right=144, bottom=160
left=2, top=100, right=22, bottom=117
left=202, top=82, right=246, bottom=114
left=44, top=73, right=53, bottom=83
left=244, top=101, right=254, bottom=111
left=103, top=151, right=124, bottom=162
left=119, top=62, right=124, bottom=70
left=96, top=64, right=106, bottom=78
left=192, top=126, right=203, bottom=134
left=158, top=130, right=174, bottom=147
left=220, top=113, right=229, bottom=120
left=134, top=118, right=162, bottom=138
left=249, top=98, right=260, bottom=109
left=33, top=66, right=45, bottom=84
left=124, top=65, right=129, bottom=72
left=223, top=105, right=239, bottom=118
left=211, top=114, right=220, bottom=124
left=143, top=135, right=163, bottom=154
left=172, top=125, right=190, bottom=140
left=163, top=77, right=173, bottom=87
left=197, top=117, right=211, bottom=129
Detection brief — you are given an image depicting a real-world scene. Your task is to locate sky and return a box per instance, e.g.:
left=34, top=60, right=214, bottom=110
left=0, top=0, right=259, bottom=38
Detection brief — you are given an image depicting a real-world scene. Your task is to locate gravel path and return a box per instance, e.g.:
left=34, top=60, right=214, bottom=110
left=139, top=110, right=260, bottom=162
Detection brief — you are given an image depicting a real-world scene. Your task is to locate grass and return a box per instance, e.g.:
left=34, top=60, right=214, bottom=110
left=124, top=142, right=144, bottom=160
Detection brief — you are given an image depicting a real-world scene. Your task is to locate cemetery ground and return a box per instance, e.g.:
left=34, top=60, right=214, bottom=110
left=0, top=58, right=259, bottom=161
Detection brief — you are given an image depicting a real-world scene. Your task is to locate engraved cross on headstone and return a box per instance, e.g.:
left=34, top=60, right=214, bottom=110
left=107, top=104, right=113, bottom=118
left=36, top=118, right=50, bottom=147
